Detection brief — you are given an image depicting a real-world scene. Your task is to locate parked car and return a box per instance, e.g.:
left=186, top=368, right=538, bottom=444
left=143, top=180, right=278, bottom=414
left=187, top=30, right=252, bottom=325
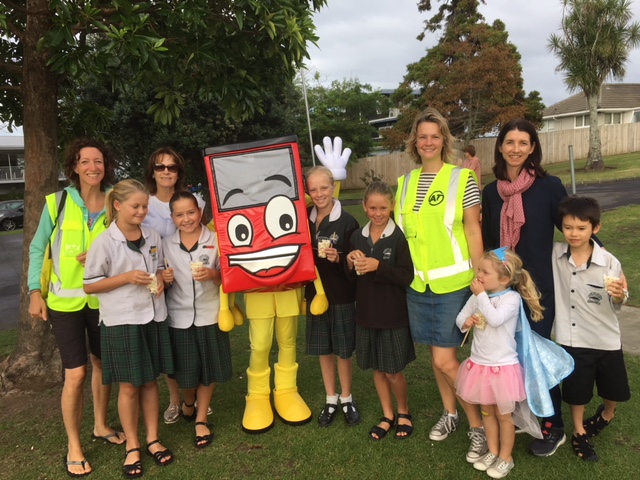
left=0, top=199, right=24, bottom=211
left=0, top=200, right=24, bottom=231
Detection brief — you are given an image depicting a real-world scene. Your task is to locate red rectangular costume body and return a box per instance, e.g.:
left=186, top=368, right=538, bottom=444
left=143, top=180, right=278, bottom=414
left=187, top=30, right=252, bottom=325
left=203, top=136, right=315, bottom=293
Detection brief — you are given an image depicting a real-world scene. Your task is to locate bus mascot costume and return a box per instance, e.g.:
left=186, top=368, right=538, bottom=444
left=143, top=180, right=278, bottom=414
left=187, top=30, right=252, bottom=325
left=204, top=136, right=328, bottom=433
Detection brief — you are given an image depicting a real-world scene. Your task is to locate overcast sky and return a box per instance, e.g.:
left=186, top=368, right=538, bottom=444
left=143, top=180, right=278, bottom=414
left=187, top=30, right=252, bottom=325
left=306, top=0, right=640, bottom=107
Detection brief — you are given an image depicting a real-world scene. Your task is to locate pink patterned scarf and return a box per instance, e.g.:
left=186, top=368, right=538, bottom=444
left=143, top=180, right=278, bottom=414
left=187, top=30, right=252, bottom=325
left=497, top=170, right=536, bottom=249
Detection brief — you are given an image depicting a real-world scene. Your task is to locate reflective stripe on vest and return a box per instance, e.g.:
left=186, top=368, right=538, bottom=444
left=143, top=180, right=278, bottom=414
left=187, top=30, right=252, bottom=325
left=46, top=191, right=104, bottom=311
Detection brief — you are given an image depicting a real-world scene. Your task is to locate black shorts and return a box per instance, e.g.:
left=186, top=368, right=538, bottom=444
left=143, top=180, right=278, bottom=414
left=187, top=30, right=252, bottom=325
left=49, top=305, right=101, bottom=369
left=561, top=345, right=631, bottom=405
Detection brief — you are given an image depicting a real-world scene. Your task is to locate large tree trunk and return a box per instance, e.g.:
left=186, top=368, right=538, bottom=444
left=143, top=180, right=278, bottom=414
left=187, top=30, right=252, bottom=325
left=586, top=93, right=604, bottom=171
left=0, top=0, right=62, bottom=393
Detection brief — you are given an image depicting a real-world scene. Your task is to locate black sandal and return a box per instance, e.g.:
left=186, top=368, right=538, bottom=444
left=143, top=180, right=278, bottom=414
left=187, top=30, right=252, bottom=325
left=571, top=433, right=598, bottom=462
left=369, top=416, right=395, bottom=441
left=181, top=400, right=197, bottom=422
left=146, top=440, right=174, bottom=466
left=195, top=421, right=214, bottom=449
left=584, top=404, right=612, bottom=438
left=395, top=413, right=414, bottom=440
left=122, top=448, right=143, bottom=479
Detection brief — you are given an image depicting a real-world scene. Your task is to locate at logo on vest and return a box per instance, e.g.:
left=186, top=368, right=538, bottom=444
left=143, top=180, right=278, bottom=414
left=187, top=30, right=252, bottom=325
left=428, top=191, right=445, bottom=206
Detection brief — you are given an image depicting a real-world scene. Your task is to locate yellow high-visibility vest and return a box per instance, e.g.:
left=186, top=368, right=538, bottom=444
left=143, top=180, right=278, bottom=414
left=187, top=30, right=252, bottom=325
left=395, top=164, right=473, bottom=293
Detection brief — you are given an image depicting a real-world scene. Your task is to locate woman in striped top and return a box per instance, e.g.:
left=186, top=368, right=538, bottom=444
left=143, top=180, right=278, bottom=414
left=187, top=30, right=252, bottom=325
left=394, top=108, right=485, bottom=463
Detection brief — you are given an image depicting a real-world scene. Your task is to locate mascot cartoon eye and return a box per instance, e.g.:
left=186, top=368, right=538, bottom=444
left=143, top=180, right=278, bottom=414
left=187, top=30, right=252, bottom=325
left=265, top=195, right=297, bottom=239
left=228, top=214, right=253, bottom=247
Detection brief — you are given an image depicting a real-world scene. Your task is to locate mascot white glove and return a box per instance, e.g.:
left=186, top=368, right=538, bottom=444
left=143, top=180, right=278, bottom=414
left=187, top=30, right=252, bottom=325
left=314, top=136, right=351, bottom=181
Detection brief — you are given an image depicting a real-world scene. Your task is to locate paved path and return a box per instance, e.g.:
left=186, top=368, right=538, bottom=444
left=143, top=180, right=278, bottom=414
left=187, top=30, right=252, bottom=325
left=2, top=179, right=640, bottom=355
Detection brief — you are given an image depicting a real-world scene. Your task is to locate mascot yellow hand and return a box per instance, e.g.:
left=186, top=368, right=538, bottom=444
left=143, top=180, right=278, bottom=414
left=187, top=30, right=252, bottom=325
left=218, top=285, right=235, bottom=332
left=309, top=267, right=329, bottom=315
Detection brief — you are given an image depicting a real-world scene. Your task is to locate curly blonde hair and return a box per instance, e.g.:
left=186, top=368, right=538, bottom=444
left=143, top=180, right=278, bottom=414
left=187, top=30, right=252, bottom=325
left=484, top=248, right=544, bottom=321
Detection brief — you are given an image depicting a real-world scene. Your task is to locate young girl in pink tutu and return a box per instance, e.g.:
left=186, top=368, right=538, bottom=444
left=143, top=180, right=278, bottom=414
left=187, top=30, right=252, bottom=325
left=455, top=248, right=544, bottom=478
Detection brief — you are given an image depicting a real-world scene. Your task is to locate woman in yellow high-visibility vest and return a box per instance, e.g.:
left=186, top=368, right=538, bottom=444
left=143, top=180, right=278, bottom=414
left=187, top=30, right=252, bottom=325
left=395, top=108, right=485, bottom=463
left=28, top=139, right=122, bottom=477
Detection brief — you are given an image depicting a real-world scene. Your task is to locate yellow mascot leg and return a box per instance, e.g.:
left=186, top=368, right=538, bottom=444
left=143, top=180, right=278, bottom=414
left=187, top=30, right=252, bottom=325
left=243, top=317, right=275, bottom=433
left=273, top=315, right=312, bottom=425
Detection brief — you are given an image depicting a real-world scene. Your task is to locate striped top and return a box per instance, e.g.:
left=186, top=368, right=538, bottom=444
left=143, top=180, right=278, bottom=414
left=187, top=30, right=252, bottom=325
left=413, top=172, right=481, bottom=212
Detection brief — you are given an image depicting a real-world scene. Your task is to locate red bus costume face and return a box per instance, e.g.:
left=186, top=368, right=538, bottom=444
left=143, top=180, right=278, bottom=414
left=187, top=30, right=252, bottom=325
left=204, top=137, right=315, bottom=293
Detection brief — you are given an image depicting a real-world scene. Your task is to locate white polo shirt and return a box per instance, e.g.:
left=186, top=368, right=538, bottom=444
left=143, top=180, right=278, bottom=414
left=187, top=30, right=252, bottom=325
left=552, top=241, right=622, bottom=350
left=162, top=226, right=220, bottom=328
left=84, top=222, right=167, bottom=326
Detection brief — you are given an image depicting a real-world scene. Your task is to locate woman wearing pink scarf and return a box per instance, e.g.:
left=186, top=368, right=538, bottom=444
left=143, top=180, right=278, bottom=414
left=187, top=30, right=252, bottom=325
left=481, top=119, right=567, bottom=458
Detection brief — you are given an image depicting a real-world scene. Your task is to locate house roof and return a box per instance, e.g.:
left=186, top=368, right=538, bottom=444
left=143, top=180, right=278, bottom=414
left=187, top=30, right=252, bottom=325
left=543, top=83, right=640, bottom=118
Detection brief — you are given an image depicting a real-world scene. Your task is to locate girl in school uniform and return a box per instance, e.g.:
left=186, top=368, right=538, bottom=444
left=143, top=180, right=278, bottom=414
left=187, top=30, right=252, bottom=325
left=346, top=181, right=416, bottom=441
left=84, top=179, right=174, bottom=478
left=161, top=191, right=232, bottom=449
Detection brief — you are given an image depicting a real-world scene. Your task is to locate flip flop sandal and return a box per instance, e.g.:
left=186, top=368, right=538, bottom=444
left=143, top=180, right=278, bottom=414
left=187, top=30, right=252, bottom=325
left=91, top=431, right=125, bottom=445
left=369, top=416, right=396, bottom=441
left=146, top=440, right=174, bottom=466
left=64, top=456, right=92, bottom=478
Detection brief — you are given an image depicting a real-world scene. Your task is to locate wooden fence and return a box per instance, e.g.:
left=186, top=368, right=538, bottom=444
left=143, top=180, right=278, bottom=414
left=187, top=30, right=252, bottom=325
left=342, top=123, right=640, bottom=189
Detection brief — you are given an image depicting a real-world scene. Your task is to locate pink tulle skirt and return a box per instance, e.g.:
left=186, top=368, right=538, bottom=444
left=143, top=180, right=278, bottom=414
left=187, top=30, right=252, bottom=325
left=455, top=359, right=526, bottom=415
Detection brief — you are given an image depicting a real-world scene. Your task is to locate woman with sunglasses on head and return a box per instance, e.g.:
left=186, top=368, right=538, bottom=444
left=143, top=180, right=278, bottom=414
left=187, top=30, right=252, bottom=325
left=143, top=147, right=206, bottom=425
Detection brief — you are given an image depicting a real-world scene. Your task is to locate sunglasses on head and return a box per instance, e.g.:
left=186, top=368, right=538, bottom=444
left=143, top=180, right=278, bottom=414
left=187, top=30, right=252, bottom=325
left=153, top=164, right=179, bottom=173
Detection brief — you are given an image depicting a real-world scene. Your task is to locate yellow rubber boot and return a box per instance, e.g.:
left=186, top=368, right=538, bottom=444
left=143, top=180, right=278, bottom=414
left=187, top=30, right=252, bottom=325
left=273, top=363, right=312, bottom=425
left=243, top=369, right=274, bottom=433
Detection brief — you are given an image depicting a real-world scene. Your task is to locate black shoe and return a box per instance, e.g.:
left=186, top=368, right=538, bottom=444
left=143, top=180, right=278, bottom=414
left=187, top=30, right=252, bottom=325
left=583, top=404, right=612, bottom=438
left=318, top=403, right=338, bottom=427
left=341, top=401, right=361, bottom=426
left=529, top=422, right=567, bottom=457
left=571, top=433, right=599, bottom=462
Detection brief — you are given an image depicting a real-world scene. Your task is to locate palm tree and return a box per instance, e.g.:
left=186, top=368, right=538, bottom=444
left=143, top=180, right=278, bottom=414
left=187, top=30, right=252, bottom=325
left=548, top=0, right=640, bottom=170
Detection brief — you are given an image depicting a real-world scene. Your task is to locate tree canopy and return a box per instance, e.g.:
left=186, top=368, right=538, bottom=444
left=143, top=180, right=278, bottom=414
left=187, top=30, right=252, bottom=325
left=0, top=0, right=326, bottom=389
left=548, top=0, right=640, bottom=170
left=385, top=1, right=542, bottom=149
left=300, top=76, right=390, bottom=162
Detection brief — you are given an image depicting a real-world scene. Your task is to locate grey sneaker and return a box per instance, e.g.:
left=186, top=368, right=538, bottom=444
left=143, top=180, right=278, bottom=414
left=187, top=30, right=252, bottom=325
left=473, top=452, right=498, bottom=472
left=487, top=457, right=515, bottom=479
left=428, top=410, right=459, bottom=441
left=466, top=427, right=488, bottom=463
left=163, top=403, right=180, bottom=424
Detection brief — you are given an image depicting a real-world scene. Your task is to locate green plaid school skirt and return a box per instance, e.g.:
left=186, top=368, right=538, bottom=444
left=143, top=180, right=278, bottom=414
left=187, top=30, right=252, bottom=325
left=356, top=325, right=416, bottom=374
left=306, top=302, right=356, bottom=359
left=168, top=324, right=232, bottom=389
left=101, top=321, right=174, bottom=387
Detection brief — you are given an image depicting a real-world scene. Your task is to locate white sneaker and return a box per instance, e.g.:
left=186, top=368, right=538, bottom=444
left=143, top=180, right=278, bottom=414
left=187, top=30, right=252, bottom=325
left=473, top=452, right=498, bottom=472
left=429, top=410, right=459, bottom=441
left=487, top=457, right=514, bottom=478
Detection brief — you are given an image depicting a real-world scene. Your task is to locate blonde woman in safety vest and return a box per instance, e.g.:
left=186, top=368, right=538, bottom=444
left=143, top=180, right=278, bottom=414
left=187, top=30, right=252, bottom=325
left=395, top=108, right=486, bottom=464
left=28, top=139, right=121, bottom=477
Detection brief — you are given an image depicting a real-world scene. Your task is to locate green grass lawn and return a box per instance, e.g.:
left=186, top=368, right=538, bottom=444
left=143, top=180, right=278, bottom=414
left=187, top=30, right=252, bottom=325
left=0, top=324, right=638, bottom=480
